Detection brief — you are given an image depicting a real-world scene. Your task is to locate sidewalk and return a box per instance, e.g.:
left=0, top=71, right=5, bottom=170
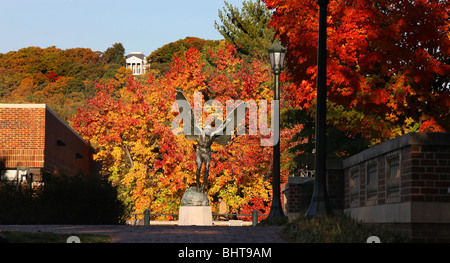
left=0, top=224, right=287, bottom=243
left=128, top=219, right=253, bottom=226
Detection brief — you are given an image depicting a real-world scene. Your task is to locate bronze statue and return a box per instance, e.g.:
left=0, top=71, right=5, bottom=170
left=175, top=91, right=247, bottom=191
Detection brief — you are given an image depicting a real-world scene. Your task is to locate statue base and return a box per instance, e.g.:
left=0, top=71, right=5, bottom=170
left=179, top=206, right=212, bottom=226
left=179, top=186, right=212, bottom=226
left=181, top=186, right=209, bottom=206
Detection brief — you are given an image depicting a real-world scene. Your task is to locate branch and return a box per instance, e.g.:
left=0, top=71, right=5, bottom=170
left=122, top=145, right=134, bottom=169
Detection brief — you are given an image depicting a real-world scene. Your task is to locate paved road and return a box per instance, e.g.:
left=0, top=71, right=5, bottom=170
left=0, top=225, right=287, bottom=243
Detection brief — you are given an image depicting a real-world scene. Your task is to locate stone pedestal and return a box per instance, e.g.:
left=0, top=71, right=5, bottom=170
left=179, top=206, right=212, bottom=226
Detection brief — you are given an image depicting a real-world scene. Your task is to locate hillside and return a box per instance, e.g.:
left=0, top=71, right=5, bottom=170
left=0, top=43, right=131, bottom=121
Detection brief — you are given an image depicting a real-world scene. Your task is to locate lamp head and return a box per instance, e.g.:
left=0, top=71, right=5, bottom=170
left=268, top=41, right=287, bottom=74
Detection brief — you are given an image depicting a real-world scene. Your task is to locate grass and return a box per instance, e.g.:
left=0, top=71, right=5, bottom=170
left=258, top=216, right=289, bottom=226
left=257, top=214, right=409, bottom=243
left=280, top=214, right=409, bottom=243
left=1, top=231, right=111, bottom=243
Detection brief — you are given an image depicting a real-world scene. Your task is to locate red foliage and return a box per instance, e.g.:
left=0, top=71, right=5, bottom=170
left=264, top=0, right=450, bottom=142
left=45, top=71, right=61, bottom=82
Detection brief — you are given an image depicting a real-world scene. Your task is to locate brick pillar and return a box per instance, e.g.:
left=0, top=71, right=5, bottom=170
left=326, top=160, right=345, bottom=213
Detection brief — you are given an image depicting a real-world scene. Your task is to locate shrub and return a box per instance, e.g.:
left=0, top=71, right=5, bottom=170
left=0, top=184, right=37, bottom=224
left=0, top=175, right=127, bottom=224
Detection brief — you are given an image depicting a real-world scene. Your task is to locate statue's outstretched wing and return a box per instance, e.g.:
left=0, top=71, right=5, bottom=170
left=213, top=102, right=247, bottom=145
left=176, top=90, right=202, bottom=140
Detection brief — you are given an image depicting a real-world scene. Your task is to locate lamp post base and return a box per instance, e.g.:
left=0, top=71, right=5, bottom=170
left=305, top=170, right=334, bottom=218
left=305, top=194, right=334, bottom=218
left=267, top=203, right=286, bottom=219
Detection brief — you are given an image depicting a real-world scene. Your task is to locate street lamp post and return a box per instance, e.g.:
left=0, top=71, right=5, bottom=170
left=268, top=41, right=287, bottom=219
left=305, top=0, right=333, bottom=218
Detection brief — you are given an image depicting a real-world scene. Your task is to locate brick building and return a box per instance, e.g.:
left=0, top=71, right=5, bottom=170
left=0, top=104, right=96, bottom=184
left=282, top=132, right=450, bottom=242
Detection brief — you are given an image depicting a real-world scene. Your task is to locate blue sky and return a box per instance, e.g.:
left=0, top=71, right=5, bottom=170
left=0, top=0, right=244, bottom=55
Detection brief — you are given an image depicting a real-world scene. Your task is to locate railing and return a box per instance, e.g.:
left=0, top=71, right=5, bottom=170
left=130, top=210, right=268, bottom=227
left=130, top=212, right=178, bottom=224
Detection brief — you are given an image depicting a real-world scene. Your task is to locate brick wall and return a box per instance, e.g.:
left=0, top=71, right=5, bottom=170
left=281, top=160, right=344, bottom=219
left=343, top=135, right=450, bottom=209
left=44, top=108, right=94, bottom=176
left=0, top=105, right=45, bottom=168
left=281, top=177, right=314, bottom=218
left=327, top=160, right=345, bottom=212
left=342, top=132, right=450, bottom=242
left=282, top=133, right=450, bottom=242
left=404, top=145, right=450, bottom=202
left=0, top=104, right=95, bottom=179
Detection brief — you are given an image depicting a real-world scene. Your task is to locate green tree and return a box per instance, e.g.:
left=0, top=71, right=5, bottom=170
left=103, top=43, right=126, bottom=65
left=281, top=108, right=369, bottom=175
left=214, top=0, right=276, bottom=62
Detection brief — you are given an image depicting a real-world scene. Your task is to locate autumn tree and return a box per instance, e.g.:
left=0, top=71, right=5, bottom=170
left=71, top=76, right=179, bottom=214
left=114, top=67, right=133, bottom=87
left=72, top=44, right=293, bottom=218
left=167, top=45, right=277, bottom=215
left=147, top=37, right=221, bottom=77
left=264, top=0, right=450, bottom=144
left=9, top=77, right=37, bottom=103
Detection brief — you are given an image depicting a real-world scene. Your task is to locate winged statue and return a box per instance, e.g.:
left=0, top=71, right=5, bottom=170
left=175, top=90, right=247, bottom=191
